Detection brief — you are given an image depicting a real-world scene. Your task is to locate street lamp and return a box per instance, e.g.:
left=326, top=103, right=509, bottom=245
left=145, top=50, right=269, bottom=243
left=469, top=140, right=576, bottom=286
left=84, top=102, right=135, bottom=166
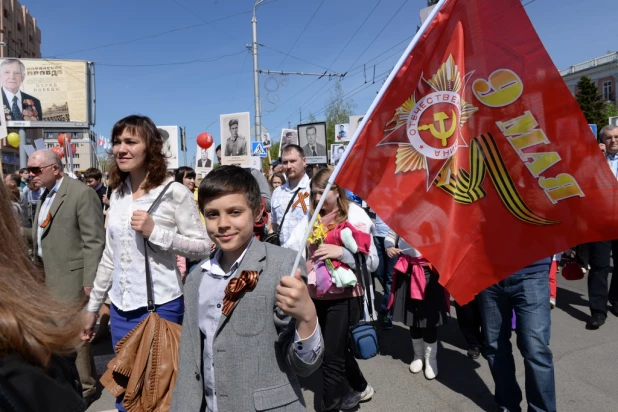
left=252, top=0, right=264, bottom=143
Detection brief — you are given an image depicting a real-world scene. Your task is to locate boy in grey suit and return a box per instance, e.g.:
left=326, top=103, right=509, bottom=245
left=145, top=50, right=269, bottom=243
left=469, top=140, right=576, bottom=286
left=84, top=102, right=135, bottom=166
left=171, top=166, right=323, bottom=412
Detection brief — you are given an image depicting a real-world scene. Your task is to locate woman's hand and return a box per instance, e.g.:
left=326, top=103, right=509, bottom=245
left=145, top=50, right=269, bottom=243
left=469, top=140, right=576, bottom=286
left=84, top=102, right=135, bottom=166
left=386, top=246, right=402, bottom=259
left=82, top=311, right=98, bottom=342
left=102, top=194, right=110, bottom=206
left=313, top=244, right=344, bottom=261
left=131, top=210, right=155, bottom=238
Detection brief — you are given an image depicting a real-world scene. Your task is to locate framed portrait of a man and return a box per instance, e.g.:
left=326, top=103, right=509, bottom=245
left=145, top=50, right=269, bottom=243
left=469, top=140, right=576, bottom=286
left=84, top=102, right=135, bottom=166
left=220, top=112, right=250, bottom=165
left=349, top=115, right=365, bottom=139
left=297, top=122, right=327, bottom=165
left=195, top=145, right=215, bottom=175
left=261, top=132, right=272, bottom=148
left=156, top=126, right=179, bottom=169
left=330, top=144, right=346, bottom=166
left=335, top=123, right=350, bottom=142
left=278, top=128, right=298, bottom=156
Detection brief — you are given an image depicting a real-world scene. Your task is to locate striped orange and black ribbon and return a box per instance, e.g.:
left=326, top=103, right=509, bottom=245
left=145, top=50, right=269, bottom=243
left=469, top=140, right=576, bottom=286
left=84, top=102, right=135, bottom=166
left=222, top=270, right=259, bottom=316
left=436, top=133, right=558, bottom=226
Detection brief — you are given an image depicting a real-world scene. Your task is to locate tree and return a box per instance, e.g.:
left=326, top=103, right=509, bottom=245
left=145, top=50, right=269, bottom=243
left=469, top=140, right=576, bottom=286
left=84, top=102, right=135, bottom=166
left=603, top=101, right=618, bottom=122
left=325, top=82, right=357, bottom=147
left=575, top=76, right=607, bottom=130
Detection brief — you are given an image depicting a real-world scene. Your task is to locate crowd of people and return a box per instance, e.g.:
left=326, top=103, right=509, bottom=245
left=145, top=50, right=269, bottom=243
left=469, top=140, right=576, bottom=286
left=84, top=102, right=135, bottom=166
left=1, top=120, right=618, bottom=412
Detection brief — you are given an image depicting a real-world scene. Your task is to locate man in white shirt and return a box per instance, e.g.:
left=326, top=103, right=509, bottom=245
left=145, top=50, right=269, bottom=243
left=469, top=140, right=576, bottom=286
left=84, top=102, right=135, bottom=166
left=271, top=145, right=311, bottom=248
left=1, top=58, right=42, bottom=121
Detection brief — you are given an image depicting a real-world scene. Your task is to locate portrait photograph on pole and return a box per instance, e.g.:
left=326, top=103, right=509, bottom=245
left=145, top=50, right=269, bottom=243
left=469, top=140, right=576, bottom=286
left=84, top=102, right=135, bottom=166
left=156, top=126, right=180, bottom=169
left=220, top=112, right=250, bottom=165
left=298, top=122, right=327, bottom=164
left=0, top=58, right=93, bottom=128
left=348, top=115, right=365, bottom=139
left=329, top=143, right=346, bottom=166
left=278, top=128, right=298, bottom=156
left=335, top=123, right=350, bottom=142
left=261, top=132, right=272, bottom=148
left=195, top=145, right=215, bottom=175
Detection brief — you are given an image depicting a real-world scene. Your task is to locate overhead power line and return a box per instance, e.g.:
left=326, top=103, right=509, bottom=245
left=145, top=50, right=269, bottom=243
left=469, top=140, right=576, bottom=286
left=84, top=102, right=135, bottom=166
left=171, top=0, right=241, bottom=41
left=96, top=50, right=246, bottom=67
left=50, top=0, right=281, bottom=58
left=278, top=0, right=326, bottom=68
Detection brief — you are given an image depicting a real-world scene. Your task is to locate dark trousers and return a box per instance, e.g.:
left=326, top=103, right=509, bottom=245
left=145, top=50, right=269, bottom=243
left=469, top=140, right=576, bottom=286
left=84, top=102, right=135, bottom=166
left=587, top=240, right=618, bottom=317
left=372, top=236, right=397, bottom=312
left=454, top=298, right=485, bottom=349
left=313, top=297, right=368, bottom=412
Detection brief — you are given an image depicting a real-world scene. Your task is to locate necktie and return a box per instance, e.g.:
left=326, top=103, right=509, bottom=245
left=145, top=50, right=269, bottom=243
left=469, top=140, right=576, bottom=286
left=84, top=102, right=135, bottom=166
left=222, top=270, right=259, bottom=316
left=312, top=146, right=317, bottom=156
left=11, top=96, right=23, bottom=120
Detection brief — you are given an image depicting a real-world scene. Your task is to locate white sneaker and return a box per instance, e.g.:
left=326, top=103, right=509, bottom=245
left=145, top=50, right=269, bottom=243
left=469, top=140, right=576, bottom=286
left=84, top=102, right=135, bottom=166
left=340, top=385, right=374, bottom=410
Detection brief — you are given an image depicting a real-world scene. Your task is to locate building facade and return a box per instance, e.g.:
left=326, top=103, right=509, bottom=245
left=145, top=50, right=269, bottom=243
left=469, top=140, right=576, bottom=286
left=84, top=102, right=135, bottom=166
left=561, top=52, right=618, bottom=107
left=44, top=130, right=100, bottom=172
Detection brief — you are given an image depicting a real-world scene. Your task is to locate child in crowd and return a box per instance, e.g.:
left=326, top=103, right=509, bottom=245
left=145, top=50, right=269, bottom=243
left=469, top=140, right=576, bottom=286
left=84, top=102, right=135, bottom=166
left=385, top=230, right=449, bottom=380
left=171, top=166, right=323, bottom=412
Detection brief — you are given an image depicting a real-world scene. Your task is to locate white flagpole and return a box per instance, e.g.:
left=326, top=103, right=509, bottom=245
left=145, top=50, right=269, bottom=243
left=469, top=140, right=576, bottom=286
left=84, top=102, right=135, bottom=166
left=289, top=0, right=448, bottom=277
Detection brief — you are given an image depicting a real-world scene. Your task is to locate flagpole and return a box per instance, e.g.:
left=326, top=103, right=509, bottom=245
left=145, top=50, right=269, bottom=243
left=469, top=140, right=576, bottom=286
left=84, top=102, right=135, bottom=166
left=288, top=0, right=448, bottom=280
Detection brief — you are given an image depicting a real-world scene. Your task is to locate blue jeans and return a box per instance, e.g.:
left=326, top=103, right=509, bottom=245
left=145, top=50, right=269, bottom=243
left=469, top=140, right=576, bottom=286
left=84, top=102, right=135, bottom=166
left=373, top=236, right=397, bottom=313
left=478, top=271, right=555, bottom=412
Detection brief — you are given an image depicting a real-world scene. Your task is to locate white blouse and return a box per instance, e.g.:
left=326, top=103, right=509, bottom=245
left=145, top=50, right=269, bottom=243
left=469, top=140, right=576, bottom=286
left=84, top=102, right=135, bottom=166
left=87, top=179, right=210, bottom=313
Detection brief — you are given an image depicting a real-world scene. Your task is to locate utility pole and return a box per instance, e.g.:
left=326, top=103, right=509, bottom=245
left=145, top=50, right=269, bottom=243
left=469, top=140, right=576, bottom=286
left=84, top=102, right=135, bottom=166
left=251, top=0, right=263, bottom=142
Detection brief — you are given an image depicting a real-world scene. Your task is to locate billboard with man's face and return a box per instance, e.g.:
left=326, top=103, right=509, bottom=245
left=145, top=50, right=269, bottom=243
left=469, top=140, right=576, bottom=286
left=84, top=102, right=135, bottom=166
left=0, top=58, right=93, bottom=128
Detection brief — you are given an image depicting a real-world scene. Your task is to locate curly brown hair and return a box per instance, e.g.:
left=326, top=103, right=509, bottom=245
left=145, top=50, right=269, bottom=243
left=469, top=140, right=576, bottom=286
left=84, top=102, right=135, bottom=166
left=107, top=115, right=168, bottom=196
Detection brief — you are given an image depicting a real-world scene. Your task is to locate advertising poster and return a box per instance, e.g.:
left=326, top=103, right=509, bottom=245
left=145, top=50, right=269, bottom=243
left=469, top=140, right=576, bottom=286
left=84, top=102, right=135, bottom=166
left=0, top=58, right=91, bottom=127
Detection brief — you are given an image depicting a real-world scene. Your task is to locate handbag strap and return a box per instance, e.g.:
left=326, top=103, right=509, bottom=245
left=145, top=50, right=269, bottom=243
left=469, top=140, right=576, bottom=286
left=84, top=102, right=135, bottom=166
left=354, top=253, right=376, bottom=323
left=143, top=181, right=174, bottom=312
left=277, top=186, right=302, bottom=234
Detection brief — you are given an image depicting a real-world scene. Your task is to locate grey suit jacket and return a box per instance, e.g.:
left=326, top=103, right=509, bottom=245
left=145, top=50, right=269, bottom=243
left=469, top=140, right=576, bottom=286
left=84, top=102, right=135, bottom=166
left=302, top=143, right=326, bottom=157
left=171, top=240, right=323, bottom=412
left=32, top=177, right=105, bottom=303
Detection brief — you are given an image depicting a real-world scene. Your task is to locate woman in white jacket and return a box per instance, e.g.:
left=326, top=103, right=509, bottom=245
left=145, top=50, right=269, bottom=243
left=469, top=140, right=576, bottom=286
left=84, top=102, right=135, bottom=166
left=82, top=115, right=210, bottom=411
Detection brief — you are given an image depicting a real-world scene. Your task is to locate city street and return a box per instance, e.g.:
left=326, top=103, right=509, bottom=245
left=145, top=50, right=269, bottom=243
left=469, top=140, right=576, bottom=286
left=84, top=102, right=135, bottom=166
left=88, top=271, right=618, bottom=412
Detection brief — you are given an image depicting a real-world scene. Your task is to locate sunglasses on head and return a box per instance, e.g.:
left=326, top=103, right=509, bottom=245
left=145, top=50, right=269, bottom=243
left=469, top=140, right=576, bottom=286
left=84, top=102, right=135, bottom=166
left=27, top=164, right=55, bottom=175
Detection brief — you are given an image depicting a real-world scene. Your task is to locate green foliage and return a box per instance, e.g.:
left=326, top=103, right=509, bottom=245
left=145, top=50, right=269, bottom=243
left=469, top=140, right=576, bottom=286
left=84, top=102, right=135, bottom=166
left=306, top=112, right=317, bottom=123
left=269, top=141, right=280, bottom=161
left=324, top=82, right=357, bottom=147
left=575, top=76, right=608, bottom=130
left=603, top=101, right=618, bottom=120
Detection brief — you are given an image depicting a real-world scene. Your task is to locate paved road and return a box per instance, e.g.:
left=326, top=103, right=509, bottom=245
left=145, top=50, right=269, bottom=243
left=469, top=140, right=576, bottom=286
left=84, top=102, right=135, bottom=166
left=88, top=272, right=618, bottom=411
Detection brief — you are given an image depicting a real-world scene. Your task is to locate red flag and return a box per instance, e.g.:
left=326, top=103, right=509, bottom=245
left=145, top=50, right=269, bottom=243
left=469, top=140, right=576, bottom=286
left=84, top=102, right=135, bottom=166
left=334, top=0, right=618, bottom=303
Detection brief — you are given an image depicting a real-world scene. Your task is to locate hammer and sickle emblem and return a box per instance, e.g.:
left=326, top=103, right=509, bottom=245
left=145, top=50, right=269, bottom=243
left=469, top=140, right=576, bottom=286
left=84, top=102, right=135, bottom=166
left=418, top=110, right=458, bottom=147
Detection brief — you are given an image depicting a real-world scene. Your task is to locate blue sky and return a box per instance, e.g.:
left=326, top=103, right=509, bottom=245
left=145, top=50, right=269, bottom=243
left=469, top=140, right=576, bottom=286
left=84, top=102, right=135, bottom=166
left=26, top=0, right=617, bottom=165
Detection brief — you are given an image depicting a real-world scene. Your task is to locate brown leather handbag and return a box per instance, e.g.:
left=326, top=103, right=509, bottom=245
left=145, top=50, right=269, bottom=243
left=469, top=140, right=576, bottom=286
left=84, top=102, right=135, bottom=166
left=100, top=182, right=182, bottom=411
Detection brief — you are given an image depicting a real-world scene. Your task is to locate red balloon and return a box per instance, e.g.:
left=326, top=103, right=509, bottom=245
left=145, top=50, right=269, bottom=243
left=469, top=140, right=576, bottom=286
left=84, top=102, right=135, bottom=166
left=51, top=146, right=64, bottom=159
left=58, top=133, right=71, bottom=147
left=197, top=132, right=213, bottom=149
left=70, top=144, right=77, bottom=155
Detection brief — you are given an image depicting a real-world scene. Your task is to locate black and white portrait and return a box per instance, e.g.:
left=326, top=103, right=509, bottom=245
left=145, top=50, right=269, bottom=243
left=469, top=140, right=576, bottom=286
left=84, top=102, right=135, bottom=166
left=195, top=145, right=215, bottom=175
left=261, top=132, right=272, bottom=148
left=220, top=112, right=250, bottom=165
left=157, top=126, right=179, bottom=169
left=278, top=128, right=298, bottom=156
left=298, top=122, right=327, bottom=164
left=330, top=144, right=346, bottom=166
left=348, top=115, right=365, bottom=139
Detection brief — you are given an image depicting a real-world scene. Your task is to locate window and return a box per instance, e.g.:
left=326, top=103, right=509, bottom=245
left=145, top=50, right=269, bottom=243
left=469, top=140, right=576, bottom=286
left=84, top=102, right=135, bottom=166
left=603, top=81, right=613, bottom=101
left=74, top=164, right=80, bottom=169
left=4, top=9, right=9, bottom=19
left=73, top=153, right=80, bottom=159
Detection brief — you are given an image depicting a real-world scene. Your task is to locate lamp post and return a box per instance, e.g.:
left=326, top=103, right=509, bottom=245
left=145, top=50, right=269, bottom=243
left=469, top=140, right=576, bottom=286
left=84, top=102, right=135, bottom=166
left=252, top=0, right=264, bottom=143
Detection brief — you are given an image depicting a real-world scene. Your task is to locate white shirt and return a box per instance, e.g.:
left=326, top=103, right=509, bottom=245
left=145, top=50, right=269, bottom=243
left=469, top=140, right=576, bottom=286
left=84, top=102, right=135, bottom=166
left=87, top=179, right=210, bottom=313
left=198, top=239, right=321, bottom=412
left=271, top=174, right=311, bottom=246
left=606, top=152, right=618, bottom=178
left=3, top=88, right=22, bottom=112
left=37, top=177, right=64, bottom=258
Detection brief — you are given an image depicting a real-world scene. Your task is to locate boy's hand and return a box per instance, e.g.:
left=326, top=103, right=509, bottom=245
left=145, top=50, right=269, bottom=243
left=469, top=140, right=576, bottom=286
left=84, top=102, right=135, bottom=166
left=276, top=269, right=317, bottom=339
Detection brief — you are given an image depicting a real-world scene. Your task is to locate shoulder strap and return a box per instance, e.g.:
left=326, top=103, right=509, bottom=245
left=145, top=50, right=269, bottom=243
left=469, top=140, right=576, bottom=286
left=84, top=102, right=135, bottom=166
left=278, top=186, right=302, bottom=232
left=144, top=181, right=174, bottom=311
